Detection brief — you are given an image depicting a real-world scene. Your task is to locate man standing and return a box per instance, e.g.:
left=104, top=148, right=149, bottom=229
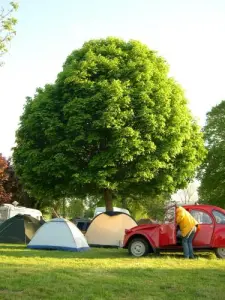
left=176, top=206, right=199, bottom=259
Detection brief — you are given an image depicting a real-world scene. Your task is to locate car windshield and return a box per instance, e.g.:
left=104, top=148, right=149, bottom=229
left=164, top=206, right=176, bottom=223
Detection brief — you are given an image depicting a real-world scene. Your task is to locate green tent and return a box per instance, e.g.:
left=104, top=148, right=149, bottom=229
left=0, top=214, right=43, bottom=244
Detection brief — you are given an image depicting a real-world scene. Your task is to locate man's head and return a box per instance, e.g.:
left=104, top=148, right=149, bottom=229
left=176, top=206, right=185, bottom=213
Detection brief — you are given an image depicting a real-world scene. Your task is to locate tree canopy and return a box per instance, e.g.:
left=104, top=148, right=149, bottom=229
left=0, top=1, right=18, bottom=65
left=198, top=100, right=225, bottom=208
left=13, top=37, right=206, bottom=210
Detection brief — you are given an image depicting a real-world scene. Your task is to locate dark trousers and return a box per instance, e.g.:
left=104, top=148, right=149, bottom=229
left=182, top=227, right=196, bottom=258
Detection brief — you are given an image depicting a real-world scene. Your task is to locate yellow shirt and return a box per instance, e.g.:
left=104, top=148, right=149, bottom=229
left=176, top=207, right=198, bottom=237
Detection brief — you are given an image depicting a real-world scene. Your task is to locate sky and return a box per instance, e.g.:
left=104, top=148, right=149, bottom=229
left=1, top=0, right=225, bottom=158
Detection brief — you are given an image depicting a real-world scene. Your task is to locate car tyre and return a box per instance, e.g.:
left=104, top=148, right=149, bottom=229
left=215, top=248, right=225, bottom=259
left=128, top=238, right=150, bottom=257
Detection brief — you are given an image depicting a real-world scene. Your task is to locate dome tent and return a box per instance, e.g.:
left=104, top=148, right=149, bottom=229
left=0, top=214, right=43, bottom=244
left=85, top=212, right=137, bottom=247
left=27, top=218, right=89, bottom=252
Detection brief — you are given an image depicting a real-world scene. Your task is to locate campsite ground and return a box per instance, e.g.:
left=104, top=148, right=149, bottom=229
left=0, top=245, right=224, bottom=300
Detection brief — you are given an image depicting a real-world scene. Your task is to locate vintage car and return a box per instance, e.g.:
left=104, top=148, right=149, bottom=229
left=123, top=204, right=225, bottom=258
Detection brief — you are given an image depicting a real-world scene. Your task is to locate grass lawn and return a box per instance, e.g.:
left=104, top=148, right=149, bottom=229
left=0, top=245, right=225, bottom=300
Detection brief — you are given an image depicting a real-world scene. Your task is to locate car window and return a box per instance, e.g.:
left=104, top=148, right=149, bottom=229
left=212, top=210, right=225, bottom=224
left=190, top=210, right=212, bottom=224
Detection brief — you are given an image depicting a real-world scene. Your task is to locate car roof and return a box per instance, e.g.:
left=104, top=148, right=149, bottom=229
left=183, top=204, right=225, bottom=213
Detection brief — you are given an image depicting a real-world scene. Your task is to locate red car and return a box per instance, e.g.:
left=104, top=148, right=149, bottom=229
left=123, top=204, right=225, bottom=258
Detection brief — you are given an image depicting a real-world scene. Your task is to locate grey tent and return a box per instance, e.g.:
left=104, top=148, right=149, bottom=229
left=0, top=214, right=43, bottom=244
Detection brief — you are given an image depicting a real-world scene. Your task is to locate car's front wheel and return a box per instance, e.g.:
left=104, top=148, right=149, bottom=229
left=215, top=248, right=225, bottom=258
left=128, top=238, right=150, bottom=257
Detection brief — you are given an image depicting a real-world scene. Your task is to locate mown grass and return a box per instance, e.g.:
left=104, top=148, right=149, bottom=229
left=0, top=245, right=224, bottom=300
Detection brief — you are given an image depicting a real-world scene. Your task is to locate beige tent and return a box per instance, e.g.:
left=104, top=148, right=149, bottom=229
left=85, top=212, right=137, bottom=247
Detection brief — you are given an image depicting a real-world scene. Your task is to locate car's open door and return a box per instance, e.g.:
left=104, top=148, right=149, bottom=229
left=159, top=206, right=177, bottom=246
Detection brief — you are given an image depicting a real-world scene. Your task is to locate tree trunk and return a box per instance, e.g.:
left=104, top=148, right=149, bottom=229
left=52, top=208, right=59, bottom=218
left=62, top=198, right=66, bottom=218
left=122, top=198, right=127, bottom=209
left=52, top=202, right=60, bottom=218
left=104, top=188, right=113, bottom=211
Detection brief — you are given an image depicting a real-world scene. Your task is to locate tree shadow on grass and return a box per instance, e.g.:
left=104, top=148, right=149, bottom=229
left=160, top=252, right=215, bottom=259
left=0, top=245, right=215, bottom=260
left=0, top=248, right=127, bottom=259
left=0, top=244, right=26, bottom=250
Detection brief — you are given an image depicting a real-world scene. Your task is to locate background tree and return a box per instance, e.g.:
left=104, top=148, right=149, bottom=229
left=198, top=100, right=225, bottom=208
left=42, top=196, right=97, bottom=220
left=172, top=181, right=199, bottom=204
left=13, top=38, right=206, bottom=211
left=125, top=195, right=168, bottom=221
left=66, top=198, right=84, bottom=219
left=113, top=190, right=169, bottom=220
left=0, top=153, right=11, bottom=204
left=0, top=1, right=18, bottom=65
left=4, top=159, right=41, bottom=208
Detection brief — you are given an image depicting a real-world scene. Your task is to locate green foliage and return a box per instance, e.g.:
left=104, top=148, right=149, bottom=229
left=114, top=191, right=168, bottom=220
left=13, top=37, right=206, bottom=208
left=139, top=195, right=169, bottom=221
left=127, top=197, right=166, bottom=221
left=67, top=198, right=84, bottom=218
left=198, top=100, right=225, bottom=208
left=0, top=1, right=18, bottom=65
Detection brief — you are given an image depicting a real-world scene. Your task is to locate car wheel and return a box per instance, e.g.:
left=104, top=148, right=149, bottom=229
left=128, top=238, right=150, bottom=257
left=215, top=248, right=225, bottom=259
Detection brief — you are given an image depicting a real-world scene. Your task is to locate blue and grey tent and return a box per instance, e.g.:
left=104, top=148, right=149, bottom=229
left=27, top=218, right=89, bottom=252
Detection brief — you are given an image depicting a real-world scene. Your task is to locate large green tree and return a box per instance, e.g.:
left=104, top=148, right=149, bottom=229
left=13, top=38, right=205, bottom=210
left=198, top=100, right=225, bottom=208
left=0, top=1, right=18, bottom=65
